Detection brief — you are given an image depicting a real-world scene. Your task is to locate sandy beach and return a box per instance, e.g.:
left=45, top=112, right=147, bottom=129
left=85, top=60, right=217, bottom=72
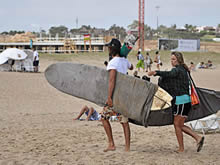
left=0, top=56, right=220, bottom=165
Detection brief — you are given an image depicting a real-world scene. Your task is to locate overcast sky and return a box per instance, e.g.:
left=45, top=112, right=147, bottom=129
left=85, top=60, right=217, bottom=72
left=0, top=0, right=219, bottom=32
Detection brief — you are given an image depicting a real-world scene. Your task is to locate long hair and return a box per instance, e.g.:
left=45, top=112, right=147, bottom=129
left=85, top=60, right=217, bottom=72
left=171, top=51, right=190, bottom=72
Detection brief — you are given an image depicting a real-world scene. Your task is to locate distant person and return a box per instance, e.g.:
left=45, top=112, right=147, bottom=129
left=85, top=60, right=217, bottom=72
left=136, top=51, right=144, bottom=72
left=197, top=62, right=205, bottom=69
left=189, top=62, right=196, bottom=71
left=133, top=70, right=140, bottom=78
left=144, top=52, right=152, bottom=72
left=73, top=105, right=101, bottom=121
left=8, top=59, right=15, bottom=71
left=33, top=47, right=39, bottom=72
left=205, top=60, right=213, bottom=69
left=154, top=51, right=162, bottom=70
left=104, top=61, right=108, bottom=67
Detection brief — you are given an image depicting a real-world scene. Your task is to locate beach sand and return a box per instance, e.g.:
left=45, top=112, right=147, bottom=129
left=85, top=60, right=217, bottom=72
left=0, top=57, right=220, bottom=165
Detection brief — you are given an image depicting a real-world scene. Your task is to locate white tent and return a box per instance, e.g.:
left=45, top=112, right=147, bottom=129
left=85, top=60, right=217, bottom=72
left=189, top=114, right=220, bottom=134
left=0, top=48, right=34, bottom=72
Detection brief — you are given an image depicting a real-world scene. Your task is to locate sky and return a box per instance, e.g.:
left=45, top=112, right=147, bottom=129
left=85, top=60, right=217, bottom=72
left=0, top=0, right=219, bottom=32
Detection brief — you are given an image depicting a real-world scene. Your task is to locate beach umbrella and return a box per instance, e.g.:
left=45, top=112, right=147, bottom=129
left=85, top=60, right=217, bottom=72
left=0, top=54, right=8, bottom=65
left=1, top=48, right=27, bottom=60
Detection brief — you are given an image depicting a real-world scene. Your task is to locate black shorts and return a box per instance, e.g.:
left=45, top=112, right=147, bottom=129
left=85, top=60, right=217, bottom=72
left=172, top=102, right=191, bottom=117
left=33, top=61, right=39, bottom=66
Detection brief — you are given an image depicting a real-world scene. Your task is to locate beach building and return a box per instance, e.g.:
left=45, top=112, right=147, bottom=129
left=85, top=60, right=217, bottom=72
left=0, top=32, right=109, bottom=53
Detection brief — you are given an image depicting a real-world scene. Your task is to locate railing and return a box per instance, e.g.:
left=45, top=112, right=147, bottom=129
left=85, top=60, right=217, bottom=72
left=36, top=36, right=105, bottom=44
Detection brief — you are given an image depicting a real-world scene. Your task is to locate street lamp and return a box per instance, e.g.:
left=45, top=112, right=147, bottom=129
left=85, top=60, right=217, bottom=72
left=155, top=5, right=160, bottom=37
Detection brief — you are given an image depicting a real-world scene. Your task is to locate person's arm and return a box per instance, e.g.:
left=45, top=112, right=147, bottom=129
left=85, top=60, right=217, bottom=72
left=106, top=69, right=116, bottom=107
left=148, top=67, right=179, bottom=78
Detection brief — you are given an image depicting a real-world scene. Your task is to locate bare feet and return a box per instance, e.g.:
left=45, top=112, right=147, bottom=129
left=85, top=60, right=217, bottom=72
left=125, top=147, right=130, bottom=152
left=73, top=118, right=78, bottom=120
left=103, top=146, right=116, bottom=152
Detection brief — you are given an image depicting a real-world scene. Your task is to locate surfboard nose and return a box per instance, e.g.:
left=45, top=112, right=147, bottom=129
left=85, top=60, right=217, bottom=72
left=45, top=64, right=59, bottom=86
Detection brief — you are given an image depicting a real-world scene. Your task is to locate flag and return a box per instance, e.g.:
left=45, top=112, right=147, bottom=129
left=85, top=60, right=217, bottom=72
left=84, top=34, right=91, bottom=41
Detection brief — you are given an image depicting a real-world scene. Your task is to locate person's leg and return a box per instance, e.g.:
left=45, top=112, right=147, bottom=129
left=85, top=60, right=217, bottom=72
left=121, top=122, right=130, bottom=152
left=101, top=119, right=115, bottom=152
left=173, top=115, right=185, bottom=152
left=157, top=64, right=160, bottom=70
left=182, top=125, right=202, bottom=143
left=73, top=105, right=89, bottom=120
left=86, top=107, right=95, bottom=121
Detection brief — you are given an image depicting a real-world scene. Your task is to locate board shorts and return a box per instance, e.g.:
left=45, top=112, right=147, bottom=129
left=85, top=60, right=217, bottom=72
left=85, top=109, right=101, bottom=121
left=136, top=60, right=145, bottom=69
left=33, top=61, right=39, bottom=66
left=100, top=106, right=128, bottom=123
left=172, top=102, right=191, bottom=117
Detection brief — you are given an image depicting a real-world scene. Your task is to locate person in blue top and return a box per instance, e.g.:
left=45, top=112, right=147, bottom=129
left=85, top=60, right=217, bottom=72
left=148, top=51, right=204, bottom=153
left=136, top=51, right=144, bottom=72
left=73, top=105, right=101, bottom=121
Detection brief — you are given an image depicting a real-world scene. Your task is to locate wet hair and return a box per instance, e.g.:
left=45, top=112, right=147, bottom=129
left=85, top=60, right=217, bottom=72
left=171, top=51, right=190, bottom=72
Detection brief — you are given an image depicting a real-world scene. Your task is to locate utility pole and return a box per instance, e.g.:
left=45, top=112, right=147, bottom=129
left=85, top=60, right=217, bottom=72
left=138, top=0, right=145, bottom=51
left=155, top=5, right=160, bottom=37
left=76, top=17, right=78, bottom=29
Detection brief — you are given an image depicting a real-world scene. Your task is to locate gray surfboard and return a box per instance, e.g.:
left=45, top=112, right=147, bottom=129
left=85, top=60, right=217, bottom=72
left=45, top=62, right=220, bottom=126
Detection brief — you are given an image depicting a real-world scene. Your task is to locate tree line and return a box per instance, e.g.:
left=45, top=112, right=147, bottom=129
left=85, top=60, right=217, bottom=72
left=1, top=21, right=220, bottom=41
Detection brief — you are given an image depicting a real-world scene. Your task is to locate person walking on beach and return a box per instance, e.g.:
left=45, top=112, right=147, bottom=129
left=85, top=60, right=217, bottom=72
left=101, top=38, right=133, bottom=152
left=154, top=51, right=162, bottom=70
left=33, top=47, right=39, bottom=72
left=144, top=52, right=152, bottom=72
left=148, top=51, right=204, bottom=153
left=136, top=51, right=144, bottom=72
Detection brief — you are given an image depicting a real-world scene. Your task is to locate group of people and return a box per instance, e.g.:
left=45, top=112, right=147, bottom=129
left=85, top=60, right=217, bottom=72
left=136, top=50, right=162, bottom=72
left=188, top=60, right=214, bottom=71
left=197, top=60, right=214, bottom=69
left=73, top=38, right=204, bottom=153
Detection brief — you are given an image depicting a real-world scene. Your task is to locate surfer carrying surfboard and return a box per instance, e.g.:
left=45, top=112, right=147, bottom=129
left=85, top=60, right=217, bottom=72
left=148, top=51, right=204, bottom=153
left=101, top=38, right=133, bottom=152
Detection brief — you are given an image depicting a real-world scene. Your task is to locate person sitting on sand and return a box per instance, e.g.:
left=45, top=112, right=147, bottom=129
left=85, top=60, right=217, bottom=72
left=73, top=105, right=101, bottom=121
left=197, top=62, right=206, bottom=69
left=189, top=62, right=196, bottom=71
left=205, top=60, right=213, bottom=69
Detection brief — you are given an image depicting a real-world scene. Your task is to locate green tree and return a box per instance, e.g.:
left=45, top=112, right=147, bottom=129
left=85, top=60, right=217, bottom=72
left=107, top=24, right=127, bottom=39
left=127, top=20, right=139, bottom=29
left=49, top=25, right=68, bottom=37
